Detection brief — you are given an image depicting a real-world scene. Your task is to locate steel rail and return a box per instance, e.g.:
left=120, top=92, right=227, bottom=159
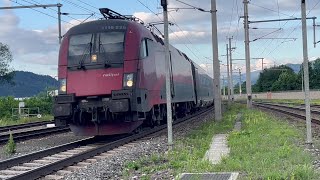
left=0, top=127, right=70, bottom=144
left=255, top=102, right=320, bottom=114
left=1, top=107, right=213, bottom=180
left=0, top=120, right=53, bottom=133
left=0, top=137, right=96, bottom=171
left=254, top=102, right=320, bottom=125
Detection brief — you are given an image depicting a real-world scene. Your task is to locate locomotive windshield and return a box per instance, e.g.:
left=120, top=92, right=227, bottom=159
left=68, top=31, right=125, bottom=69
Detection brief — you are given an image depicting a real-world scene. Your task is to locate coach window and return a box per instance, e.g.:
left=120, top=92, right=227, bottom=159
left=140, top=39, right=148, bottom=59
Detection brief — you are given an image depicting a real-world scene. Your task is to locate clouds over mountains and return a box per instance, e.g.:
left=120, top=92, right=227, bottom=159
left=0, top=0, right=318, bottom=76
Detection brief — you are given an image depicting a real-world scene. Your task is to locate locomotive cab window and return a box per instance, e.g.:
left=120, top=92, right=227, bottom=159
left=96, top=32, right=124, bottom=63
left=140, top=38, right=155, bottom=59
left=67, top=30, right=125, bottom=69
left=140, top=39, right=148, bottom=59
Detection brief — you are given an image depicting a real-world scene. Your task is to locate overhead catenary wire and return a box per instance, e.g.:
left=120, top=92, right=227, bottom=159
left=75, top=0, right=100, bottom=11
left=251, top=0, right=319, bottom=60
left=262, top=1, right=319, bottom=58
left=227, top=0, right=236, bottom=38
left=250, top=2, right=297, bottom=18
left=168, top=12, right=205, bottom=63
left=232, top=0, right=243, bottom=55
left=61, top=0, right=100, bottom=19
left=136, top=0, right=204, bottom=63
left=25, top=0, right=82, bottom=23
left=8, top=0, right=74, bottom=25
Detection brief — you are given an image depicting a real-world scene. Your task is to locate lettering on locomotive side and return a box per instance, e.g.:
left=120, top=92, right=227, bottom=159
left=102, top=73, right=120, bottom=77
left=101, top=25, right=126, bottom=30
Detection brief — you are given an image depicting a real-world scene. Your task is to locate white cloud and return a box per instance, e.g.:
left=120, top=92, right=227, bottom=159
left=133, top=12, right=159, bottom=23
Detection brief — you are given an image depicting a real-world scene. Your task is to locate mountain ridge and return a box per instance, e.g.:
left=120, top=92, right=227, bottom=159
left=0, top=71, right=58, bottom=98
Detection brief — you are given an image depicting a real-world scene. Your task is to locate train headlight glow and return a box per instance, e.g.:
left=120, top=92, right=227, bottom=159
left=91, top=54, right=97, bottom=62
left=126, top=80, right=133, bottom=87
left=123, top=73, right=134, bottom=88
left=59, top=79, right=67, bottom=94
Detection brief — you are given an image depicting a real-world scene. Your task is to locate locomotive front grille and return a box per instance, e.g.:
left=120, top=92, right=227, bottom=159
left=112, top=90, right=132, bottom=99
left=55, top=94, right=75, bottom=104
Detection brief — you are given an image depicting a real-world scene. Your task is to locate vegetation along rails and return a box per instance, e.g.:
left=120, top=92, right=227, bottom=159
left=0, top=107, right=213, bottom=180
left=0, top=126, right=70, bottom=145
left=254, top=102, right=320, bottom=125
left=0, top=121, right=54, bottom=134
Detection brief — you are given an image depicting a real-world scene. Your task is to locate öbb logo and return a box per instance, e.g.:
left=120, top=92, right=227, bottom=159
left=102, top=73, right=120, bottom=77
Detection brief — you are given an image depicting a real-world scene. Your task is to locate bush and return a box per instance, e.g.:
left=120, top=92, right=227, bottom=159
left=5, top=131, right=16, bottom=155
left=0, top=93, right=53, bottom=119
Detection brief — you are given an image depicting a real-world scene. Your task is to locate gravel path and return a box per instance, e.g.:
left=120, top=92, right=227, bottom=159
left=0, top=132, right=87, bottom=161
left=63, top=111, right=215, bottom=180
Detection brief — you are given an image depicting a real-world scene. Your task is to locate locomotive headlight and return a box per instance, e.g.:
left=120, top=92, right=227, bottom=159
left=59, top=79, right=67, bottom=94
left=123, top=73, right=134, bottom=88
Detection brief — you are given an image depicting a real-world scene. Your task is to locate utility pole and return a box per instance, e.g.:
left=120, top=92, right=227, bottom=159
left=261, top=58, right=264, bottom=71
left=301, top=0, right=312, bottom=146
left=228, top=37, right=234, bottom=101
left=222, top=76, right=226, bottom=96
left=0, top=3, right=63, bottom=44
left=161, top=0, right=173, bottom=147
left=211, top=0, right=222, bottom=121
left=243, top=0, right=252, bottom=108
left=238, top=69, right=242, bottom=96
left=226, top=44, right=231, bottom=105
left=301, top=64, right=304, bottom=92
left=57, top=3, right=62, bottom=44
left=313, top=18, right=316, bottom=48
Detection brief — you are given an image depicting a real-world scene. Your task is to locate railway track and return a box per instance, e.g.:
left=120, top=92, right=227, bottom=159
left=0, top=107, right=213, bottom=180
left=0, top=126, right=71, bottom=145
left=0, top=121, right=54, bottom=134
left=253, top=102, right=320, bottom=125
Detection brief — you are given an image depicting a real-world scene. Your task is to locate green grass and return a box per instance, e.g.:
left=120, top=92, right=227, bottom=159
left=122, top=105, right=319, bottom=179
left=214, top=109, right=318, bottom=179
left=0, top=115, right=53, bottom=127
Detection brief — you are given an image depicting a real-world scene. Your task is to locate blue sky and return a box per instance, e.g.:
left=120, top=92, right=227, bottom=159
left=0, top=0, right=319, bottom=78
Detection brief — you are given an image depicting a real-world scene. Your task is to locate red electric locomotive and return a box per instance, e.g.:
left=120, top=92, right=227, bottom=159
left=53, top=9, right=214, bottom=136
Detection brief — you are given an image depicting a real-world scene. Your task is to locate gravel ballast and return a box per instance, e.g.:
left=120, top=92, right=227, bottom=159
left=64, top=111, right=215, bottom=180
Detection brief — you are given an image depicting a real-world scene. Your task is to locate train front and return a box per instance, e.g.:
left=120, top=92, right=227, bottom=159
left=53, top=19, right=142, bottom=136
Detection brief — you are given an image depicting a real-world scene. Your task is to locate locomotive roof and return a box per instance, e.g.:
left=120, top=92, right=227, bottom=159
left=67, top=19, right=141, bottom=35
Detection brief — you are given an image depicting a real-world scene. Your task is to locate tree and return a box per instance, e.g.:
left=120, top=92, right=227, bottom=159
left=309, top=58, right=320, bottom=89
left=0, top=43, right=14, bottom=84
left=252, top=65, right=295, bottom=92
left=271, top=71, right=299, bottom=91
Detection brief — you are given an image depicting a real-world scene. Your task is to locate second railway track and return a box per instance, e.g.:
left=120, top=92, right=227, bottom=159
left=254, top=102, right=320, bottom=125
left=0, top=126, right=70, bottom=145
left=0, top=121, right=54, bottom=134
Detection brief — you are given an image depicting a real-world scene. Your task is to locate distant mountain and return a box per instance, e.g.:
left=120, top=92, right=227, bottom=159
left=0, top=71, right=58, bottom=98
left=231, top=70, right=261, bottom=86
left=286, top=63, right=301, bottom=73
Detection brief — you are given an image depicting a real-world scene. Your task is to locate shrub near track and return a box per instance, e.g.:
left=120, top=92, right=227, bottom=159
left=123, top=105, right=319, bottom=179
left=214, top=109, right=318, bottom=179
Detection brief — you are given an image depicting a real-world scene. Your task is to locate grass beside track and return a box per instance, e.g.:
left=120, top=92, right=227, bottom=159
left=214, top=109, right=318, bottom=179
left=0, top=115, right=53, bottom=127
left=122, top=105, right=319, bottom=180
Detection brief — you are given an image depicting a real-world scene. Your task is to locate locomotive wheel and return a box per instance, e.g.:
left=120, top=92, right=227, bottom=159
left=133, top=126, right=142, bottom=134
